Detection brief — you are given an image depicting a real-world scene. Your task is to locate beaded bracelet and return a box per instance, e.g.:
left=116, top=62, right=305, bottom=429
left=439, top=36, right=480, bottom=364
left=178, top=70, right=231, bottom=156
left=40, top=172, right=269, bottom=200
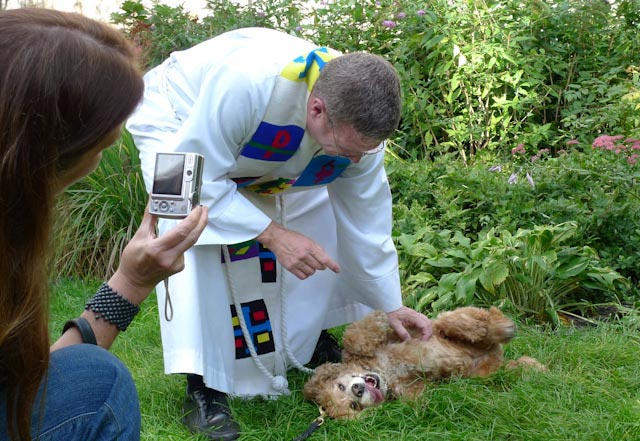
left=85, top=282, right=140, bottom=331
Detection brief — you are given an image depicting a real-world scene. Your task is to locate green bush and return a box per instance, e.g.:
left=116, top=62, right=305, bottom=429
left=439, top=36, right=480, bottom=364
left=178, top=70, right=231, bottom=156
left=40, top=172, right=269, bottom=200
left=385, top=0, right=640, bottom=158
left=54, top=130, right=147, bottom=278
left=399, top=222, right=627, bottom=323
left=390, top=133, right=640, bottom=320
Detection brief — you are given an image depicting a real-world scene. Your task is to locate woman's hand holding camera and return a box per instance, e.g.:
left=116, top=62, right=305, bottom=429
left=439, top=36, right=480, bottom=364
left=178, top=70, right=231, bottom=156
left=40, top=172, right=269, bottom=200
left=108, top=205, right=209, bottom=305
left=52, top=205, right=208, bottom=351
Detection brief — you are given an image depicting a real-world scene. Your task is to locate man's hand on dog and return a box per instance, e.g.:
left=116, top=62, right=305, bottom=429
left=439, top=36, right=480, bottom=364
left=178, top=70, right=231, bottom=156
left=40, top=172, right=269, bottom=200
left=387, top=306, right=433, bottom=341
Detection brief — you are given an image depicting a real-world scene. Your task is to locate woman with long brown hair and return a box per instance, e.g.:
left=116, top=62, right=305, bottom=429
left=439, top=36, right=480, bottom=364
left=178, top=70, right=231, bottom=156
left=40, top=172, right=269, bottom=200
left=0, top=8, right=208, bottom=440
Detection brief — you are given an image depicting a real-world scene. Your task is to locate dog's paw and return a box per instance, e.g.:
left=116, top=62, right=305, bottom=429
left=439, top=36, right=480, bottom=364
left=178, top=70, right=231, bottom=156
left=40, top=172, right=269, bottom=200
left=435, top=306, right=516, bottom=346
left=505, top=356, right=548, bottom=372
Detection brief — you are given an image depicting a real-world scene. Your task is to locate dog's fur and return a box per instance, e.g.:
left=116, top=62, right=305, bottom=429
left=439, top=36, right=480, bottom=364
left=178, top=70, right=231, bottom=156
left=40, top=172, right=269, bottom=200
left=303, top=306, right=546, bottom=419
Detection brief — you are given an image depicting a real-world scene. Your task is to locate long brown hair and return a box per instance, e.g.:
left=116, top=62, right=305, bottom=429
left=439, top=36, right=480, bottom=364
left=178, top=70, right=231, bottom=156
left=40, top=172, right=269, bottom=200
left=0, top=8, right=144, bottom=440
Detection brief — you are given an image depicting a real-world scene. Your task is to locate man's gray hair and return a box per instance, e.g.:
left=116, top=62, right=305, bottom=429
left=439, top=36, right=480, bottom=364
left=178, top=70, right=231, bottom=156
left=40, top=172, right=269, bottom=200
left=312, top=52, right=402, bottom=142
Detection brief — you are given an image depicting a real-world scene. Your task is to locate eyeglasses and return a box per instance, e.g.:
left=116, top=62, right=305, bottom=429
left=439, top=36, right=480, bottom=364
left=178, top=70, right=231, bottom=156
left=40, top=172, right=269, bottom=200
left=328, top=121, right=385, bottom=159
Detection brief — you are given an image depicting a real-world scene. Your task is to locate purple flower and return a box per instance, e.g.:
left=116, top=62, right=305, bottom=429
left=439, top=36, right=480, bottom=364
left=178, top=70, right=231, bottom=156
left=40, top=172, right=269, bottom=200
left=397, top=12, right=406, bottom=19
left=256, top=11, right=266, bottom=17
left=488, top=165, right=502, bottom=172
left=526, top=172, right=535, bottom=188
left=508, top=172, right=518, bottom=184
left=382, top=20, right=397, bottom=28
left=417, top=10, right=426, bottom=16
left=295, top=25, right=302, bottom=32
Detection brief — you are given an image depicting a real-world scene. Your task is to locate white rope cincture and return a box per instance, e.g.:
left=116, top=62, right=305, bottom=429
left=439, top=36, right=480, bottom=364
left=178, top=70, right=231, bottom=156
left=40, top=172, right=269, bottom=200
left=277, top=194, right=314, bottom=374
left=221, top=194, right=318, bottom=395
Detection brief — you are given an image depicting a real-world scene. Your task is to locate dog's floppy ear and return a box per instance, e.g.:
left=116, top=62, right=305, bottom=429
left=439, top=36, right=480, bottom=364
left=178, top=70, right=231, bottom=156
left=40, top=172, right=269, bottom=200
left=303, top=363, right=348, bottom=418
left=303, top=363, right=343, bottom=402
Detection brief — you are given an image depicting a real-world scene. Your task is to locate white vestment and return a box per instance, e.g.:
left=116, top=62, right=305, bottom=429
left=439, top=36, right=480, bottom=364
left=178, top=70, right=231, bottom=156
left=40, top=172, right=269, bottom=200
left=126, top=27, right=403, bottom=397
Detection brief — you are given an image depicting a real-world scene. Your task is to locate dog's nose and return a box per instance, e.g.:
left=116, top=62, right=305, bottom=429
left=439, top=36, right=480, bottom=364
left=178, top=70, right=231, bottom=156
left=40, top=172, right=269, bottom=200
left=352, top=382, right=364, bottom=398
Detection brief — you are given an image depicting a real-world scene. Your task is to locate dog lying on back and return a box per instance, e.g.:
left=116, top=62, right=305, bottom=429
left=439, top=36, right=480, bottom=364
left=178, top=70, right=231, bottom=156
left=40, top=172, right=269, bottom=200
left=303, top=306, right=546, bottom=419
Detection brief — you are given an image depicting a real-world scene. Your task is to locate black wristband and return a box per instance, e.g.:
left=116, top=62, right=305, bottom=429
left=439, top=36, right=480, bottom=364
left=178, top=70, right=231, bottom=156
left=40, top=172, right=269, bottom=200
left=62, top=317, right=97, bottom=345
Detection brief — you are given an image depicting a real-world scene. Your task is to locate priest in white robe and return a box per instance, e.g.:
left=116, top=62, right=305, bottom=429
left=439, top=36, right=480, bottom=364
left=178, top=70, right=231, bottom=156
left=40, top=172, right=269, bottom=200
left=127, top=27, right=432, bottom=440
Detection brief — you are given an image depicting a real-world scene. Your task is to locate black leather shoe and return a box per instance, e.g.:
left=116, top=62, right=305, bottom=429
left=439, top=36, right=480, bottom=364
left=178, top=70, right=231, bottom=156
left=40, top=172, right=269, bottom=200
left=182, top=375, right=240, bottom=440
left=308, top=330, right=342, bottom=367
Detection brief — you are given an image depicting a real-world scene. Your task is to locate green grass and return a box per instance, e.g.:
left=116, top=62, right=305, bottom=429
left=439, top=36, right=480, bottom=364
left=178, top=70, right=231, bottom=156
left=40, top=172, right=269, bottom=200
left=50, top=278, right=640, bottom=440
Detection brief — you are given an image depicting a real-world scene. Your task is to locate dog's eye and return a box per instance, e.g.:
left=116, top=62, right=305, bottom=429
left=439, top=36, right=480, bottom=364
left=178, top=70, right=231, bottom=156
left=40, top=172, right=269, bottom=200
left=350, top=402, right=359, bottom=410
left=338, top=383, right=345, bottom=392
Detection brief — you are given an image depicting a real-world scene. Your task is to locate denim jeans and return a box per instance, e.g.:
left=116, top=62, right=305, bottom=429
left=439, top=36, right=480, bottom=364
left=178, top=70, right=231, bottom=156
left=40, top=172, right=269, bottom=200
left=0, top=344, right=141, bottom=440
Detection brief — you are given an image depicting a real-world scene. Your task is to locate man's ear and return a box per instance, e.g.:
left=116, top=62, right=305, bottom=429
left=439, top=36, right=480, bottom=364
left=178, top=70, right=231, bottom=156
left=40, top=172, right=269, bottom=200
left=307, top=94, right=327, bottom=120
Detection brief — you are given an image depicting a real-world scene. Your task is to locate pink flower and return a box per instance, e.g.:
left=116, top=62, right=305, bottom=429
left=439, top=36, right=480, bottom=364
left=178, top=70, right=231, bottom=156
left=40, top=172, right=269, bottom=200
left=628, top=154, right=639, bottom=165
left=511, top=143, right=526, bottom=155
left=566, top=139, right=580, bottom=145
left=625, top=139, right=640, bottom=150
left=592, top=135, right=624, bottom=150
left=382, top=20, right=397, bottom=28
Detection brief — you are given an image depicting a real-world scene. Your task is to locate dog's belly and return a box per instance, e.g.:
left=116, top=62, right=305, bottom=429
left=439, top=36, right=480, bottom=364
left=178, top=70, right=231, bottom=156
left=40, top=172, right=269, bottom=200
left=381, top=338, right=498, bottom=379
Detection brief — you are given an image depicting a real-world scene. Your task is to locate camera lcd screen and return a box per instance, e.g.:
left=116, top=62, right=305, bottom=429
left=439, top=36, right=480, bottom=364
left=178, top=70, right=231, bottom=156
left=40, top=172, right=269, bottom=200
left=152, top=153, right=185, bottom=196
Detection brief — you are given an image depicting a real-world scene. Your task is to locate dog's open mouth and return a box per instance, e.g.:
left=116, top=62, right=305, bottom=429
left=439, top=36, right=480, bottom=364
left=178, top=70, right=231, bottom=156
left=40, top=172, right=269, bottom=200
left=363, top=373, right=384, bottom=403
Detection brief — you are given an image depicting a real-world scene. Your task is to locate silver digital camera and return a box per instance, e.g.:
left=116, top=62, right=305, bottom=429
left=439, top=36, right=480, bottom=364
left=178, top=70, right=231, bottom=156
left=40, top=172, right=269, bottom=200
left=150, top=152, right=205, bottom=219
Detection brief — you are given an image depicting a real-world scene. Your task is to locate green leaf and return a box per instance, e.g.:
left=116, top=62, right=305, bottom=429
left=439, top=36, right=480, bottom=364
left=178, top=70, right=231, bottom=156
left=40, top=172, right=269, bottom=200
left=479, top=261, right=509, bottom=293
left=406, top=272, right=437, bottom=285
left=456, top=275, right=478, bottom=303
left=555, top=256, right=590, bottom=279
left=426, top=257, right=456, bottom=268
left=439, top=273, right=462, bottom=290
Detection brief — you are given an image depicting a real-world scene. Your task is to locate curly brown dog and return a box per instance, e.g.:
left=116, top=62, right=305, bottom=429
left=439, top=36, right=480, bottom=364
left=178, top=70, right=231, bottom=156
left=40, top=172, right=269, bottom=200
left=303, top=306, right=546, bottom=419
